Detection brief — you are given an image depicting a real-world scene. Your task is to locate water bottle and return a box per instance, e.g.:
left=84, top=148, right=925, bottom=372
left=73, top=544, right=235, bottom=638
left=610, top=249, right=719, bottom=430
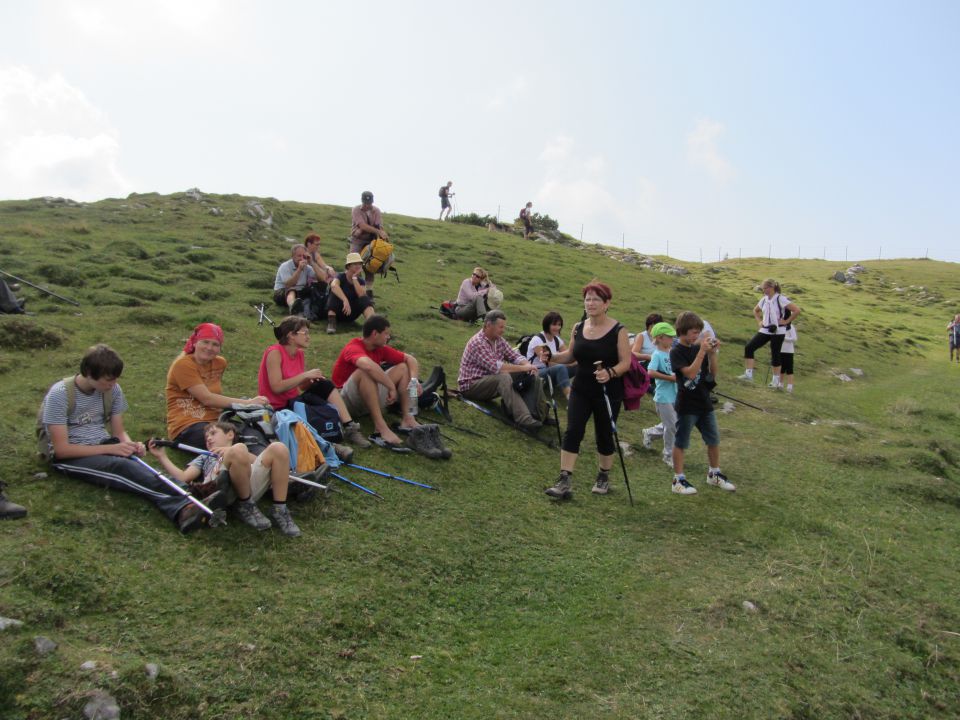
left=407, top=378, right=419, bottom=416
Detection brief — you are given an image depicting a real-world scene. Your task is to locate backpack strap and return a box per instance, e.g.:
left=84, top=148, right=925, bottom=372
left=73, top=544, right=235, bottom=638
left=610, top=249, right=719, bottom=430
left=62, top=375, right=113, bottom=425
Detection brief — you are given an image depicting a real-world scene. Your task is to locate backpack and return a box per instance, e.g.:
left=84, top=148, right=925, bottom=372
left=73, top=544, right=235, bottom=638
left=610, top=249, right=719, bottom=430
left=517, top=332, right=545, bottom=358
left=360, top=237, right=395, bottom=276
left=439, top=186, right=446, bottom=197
left=290, top=398, right=343, bottom=442
left=218, top=406, right=277, bottom=456
left=439, top=301, right=457, bottom=320
left=273, top=409, right=337, bottom=472
left=37, top=376, right=114, bottom=461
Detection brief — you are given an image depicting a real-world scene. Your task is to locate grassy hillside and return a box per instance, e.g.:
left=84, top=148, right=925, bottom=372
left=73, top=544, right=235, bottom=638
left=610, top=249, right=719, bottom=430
left=1, top=191, right=959, bottom=718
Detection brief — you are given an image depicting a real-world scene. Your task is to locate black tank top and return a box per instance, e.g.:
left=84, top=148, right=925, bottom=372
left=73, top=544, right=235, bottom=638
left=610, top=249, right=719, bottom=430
left=572, top=321, right=624, bottom=400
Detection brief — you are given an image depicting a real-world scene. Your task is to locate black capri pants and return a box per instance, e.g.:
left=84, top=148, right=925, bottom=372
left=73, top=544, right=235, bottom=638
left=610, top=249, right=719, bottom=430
left=744, top=332, right=785, bottom=367
left=562, top=386, right=622, bottom=456
left=780, top=352, right=794, bottom=375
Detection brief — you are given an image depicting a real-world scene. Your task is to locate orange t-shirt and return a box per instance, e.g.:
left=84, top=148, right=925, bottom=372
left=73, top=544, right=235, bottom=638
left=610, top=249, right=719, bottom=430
left=165, top=353, right=227, bottom=439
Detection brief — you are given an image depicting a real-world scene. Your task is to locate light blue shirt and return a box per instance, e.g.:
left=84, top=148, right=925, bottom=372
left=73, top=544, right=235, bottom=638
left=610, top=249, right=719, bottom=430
left=648, top=350, right=677, bottom=405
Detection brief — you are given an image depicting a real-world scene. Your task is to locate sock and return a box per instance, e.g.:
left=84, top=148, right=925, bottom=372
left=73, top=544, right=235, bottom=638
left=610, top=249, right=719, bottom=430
left=674, top=473, right=685, bottom=482
left=786, top=384, right=794, bottom=392
left=709, top=467, right=720, bottom=476
left=273, top=501, right=286, bottom=508
left=237, top=495, right=251, bottom=503
left=744, top=368, right=753, bottom=378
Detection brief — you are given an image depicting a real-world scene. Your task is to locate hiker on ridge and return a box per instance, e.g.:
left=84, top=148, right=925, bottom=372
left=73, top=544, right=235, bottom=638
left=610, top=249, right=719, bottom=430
left=439, top=181, right=454, bottom=221
left=350, top=190, right=389, bottom=292
left=948, top=314, right=960, bottom=364
left=519, top=201, right=534, bottom=239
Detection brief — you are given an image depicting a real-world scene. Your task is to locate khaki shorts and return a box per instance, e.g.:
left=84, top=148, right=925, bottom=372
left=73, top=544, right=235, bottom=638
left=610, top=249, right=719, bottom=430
left=340, top=371, right=389, bottom=419
left=249, top=454, right=272, bottom=502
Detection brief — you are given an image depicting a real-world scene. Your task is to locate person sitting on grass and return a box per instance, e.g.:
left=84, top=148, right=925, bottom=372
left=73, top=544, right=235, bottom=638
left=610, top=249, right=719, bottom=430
left=526, top=310, right=572, bottom=399
left=669, top=311, right=735, bottom=496
left=330, top=314, right=421, bottom=449
left=454, top=267, right=496, bottom=323
left=273, top=244, right=325, bottom=315
left=640, top=322, right=679, bottom=468
left=166, top=323, right=269, bottom=450
left=458, top=309, right=546, bottom=432
left=257, top=315, right=371, bottom=448
left=304, top=233, right=338, bottom=284
left=148, top=421, right=300, bottom=537
left=41, top=344, right=222, bottom=533
left=326, top=252, right=376, bottom=335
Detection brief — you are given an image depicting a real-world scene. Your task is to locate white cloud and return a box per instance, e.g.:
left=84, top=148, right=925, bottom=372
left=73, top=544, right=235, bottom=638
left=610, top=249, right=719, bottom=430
left=686, top=118, right=734, bottom=181
left=539, top=134, right=574, bottom=164
left=485, top=76, right=528, bottom=111
left=0, top=65, right=131, bottom=200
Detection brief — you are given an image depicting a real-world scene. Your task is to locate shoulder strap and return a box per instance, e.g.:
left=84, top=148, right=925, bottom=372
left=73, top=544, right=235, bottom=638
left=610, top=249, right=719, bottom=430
left=62, top=376, right=113, bottom=425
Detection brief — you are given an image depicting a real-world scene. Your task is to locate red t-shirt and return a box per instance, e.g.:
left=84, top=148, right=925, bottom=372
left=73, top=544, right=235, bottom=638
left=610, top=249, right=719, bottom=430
left=331, top=338, right=405, bottom=388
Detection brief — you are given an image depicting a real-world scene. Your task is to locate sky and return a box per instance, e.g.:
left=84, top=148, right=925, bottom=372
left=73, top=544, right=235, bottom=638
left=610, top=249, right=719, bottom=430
left=1, top=0, right=958, bottom=263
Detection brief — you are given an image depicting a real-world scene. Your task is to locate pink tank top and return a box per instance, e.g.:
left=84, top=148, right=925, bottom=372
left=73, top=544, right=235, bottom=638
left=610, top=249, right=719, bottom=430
left=257, top=344, right=304, bottom=410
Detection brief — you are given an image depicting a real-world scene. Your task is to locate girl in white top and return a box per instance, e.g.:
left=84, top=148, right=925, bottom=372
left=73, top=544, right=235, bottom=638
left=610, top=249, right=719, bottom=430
left=738, top=279, right=801, bottom=388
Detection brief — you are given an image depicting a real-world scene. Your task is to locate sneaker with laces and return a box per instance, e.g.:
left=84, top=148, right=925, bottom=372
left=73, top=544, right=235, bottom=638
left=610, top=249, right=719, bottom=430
left=236, top=499, right=272, bottom=530
left=269, top=504, right=301, bottom=537
left=671, top=476, right=697, bottom=495
left=707, top=470, right=736, bottom=491
left=768, top=380, right=781, bottom=389
left=591, top=471, right=611, bottom=495
left=545, top=471, right=573, bottom=500
left=342, top=421, right=373, bottom=448
left=737, top=372, right=753, bottom=381
left=641, top=429, right=653, bottom=449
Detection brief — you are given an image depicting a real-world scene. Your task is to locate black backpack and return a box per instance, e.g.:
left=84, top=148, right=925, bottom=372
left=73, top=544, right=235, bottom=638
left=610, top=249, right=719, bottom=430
left=218, top=407, right=277, bottom=456
left=516, top=332, right=545, bottom=358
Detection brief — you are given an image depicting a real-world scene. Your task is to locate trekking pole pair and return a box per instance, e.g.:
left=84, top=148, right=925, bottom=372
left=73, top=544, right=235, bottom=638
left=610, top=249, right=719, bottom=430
left=253, top=303, right=276, bottom=327
left=454, top=394, right=557, bottom=449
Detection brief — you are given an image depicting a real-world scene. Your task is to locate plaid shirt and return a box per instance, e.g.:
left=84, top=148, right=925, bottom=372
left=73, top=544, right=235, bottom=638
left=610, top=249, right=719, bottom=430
left=458, top=330, right=524, bottom=391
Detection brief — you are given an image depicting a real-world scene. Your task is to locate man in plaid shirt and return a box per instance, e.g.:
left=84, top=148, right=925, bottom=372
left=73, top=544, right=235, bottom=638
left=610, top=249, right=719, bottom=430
left=458, top=310, right=546, bottom=430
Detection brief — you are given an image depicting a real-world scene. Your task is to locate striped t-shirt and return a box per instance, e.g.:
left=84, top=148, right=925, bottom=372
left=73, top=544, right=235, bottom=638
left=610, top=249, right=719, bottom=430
left=41, top=379, right=129, bottom=448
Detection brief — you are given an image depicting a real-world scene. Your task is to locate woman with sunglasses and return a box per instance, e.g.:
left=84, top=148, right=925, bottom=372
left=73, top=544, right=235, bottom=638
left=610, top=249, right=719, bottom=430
left=165, top=323, right=270, bottom=449
left=257, top=316, right=370, bottom=447
left=454, top=266, right=497, bottom=322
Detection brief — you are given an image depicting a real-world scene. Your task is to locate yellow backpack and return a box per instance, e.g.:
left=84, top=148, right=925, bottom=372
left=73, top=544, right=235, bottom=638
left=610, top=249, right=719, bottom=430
left=360, top=237, right=397, bottom=278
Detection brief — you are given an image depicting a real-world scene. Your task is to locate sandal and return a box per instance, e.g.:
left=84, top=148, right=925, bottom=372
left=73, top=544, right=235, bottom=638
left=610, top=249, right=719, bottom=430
left=368, top=433, right=413, bottom=453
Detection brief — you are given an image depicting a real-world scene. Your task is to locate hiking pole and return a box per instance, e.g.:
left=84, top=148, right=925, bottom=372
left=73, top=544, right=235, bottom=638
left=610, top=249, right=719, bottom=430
left=0, top=268, right=80, bottom=306
left=595, top=363, right=634, bottom=506
left=344, top=463, right=438, bottom=492
left=546, top=374, right=563, bottom=448
left=151, top=439, right=336, bottom=492
left=253, top=303, right=276, bottom=327
left=454, top=394, right=556, bottom=449
left=330, top=471, right=384, bottom=499
left=713, top=391, right=766, bottom=413
left=129, top=455, right=228, bottom=526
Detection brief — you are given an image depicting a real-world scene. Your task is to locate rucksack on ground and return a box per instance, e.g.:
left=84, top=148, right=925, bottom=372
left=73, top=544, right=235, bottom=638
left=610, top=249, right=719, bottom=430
left=290, top=398, right=343, bottom=443
left=37, top=376, right=113, bottom=461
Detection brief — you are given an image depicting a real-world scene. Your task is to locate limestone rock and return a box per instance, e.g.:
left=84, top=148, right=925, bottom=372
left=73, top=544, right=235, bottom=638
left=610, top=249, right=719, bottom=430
left=832, top=271, right=847, bottom=282
left=742, top=600, right=757, bottom=613
left=0, top=616, right=24, bottom=630
left=34, top=636, right=57, bottom=655
left=83, top=691, right=120, bottom=720
left=145, top=663, right=159, bottom=680
left=184, top=188, right=203, bottom=201
left=208, top=207, right=223, bottom=216
left=721, top=401, right=736, bottom=414
left=80, top=660, right=97, bottom=671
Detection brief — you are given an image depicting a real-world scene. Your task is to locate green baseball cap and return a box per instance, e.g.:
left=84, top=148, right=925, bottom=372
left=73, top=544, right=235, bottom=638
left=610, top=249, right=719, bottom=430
left=650, top=321, right=677, bottom=338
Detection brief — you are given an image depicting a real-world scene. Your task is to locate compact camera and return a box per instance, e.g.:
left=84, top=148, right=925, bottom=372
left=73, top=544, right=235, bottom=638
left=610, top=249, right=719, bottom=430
left=766, top=324, right=778, bottom=333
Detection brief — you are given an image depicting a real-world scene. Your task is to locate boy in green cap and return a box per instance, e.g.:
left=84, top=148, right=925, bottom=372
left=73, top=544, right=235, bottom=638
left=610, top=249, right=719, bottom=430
left=642, top=321, right=680, bottom=469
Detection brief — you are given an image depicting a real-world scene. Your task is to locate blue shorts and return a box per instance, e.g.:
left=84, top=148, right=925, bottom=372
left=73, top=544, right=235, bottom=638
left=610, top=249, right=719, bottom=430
left=674, top=411, right=720, bottom=449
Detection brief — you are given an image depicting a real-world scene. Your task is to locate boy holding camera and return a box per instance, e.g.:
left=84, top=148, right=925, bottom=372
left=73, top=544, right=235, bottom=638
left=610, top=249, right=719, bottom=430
left=669, top=312, right=735, bottom=495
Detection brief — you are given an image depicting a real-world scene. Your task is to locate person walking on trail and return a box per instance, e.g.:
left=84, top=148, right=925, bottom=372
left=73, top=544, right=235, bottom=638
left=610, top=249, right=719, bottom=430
left=256, top=315, right=371, bottom=448
left=454, top=267, right=496, bottom=323
left=165, top=322, right=269, bottom=450
left=40, top=344, right=223, bottom=533
left=458, top=309, right=547, bottom=432
left=669, top=311, right=734, bottom=496
left=330, top=315, right=422, bottom=450
left=439, top=181, right=454, bottom=221
left=148, top=422, right=301, bottom=536
left=350, top=190, right=389, bottom=291
left=948, top=314, right=960, bottom=363
left=519, top=201, right=534, bottom=239
left=737, top=278, right=801, bottom=388
left=544, top=281, right=632, bottom=500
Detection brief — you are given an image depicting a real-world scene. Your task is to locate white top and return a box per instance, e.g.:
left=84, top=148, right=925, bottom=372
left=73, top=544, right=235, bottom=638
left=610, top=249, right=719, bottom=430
left=756, top=293, right=790, bottom=335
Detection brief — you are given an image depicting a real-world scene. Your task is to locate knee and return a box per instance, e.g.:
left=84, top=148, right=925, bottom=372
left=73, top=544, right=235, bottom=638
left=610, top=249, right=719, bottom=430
left=264, top=442, right=288, bottom=461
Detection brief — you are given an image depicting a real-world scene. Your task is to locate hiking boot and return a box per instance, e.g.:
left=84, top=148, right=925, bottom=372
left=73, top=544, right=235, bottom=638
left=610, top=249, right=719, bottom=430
left=0, top=482, right=27, bottom=520
left=269, top=504, right=301, bottom=537
left=545, top=471, right=573, bottom=500
left=326, top=317, right=337, bottom=334
left=707, top=470, right=736, bottom=492
left=236, top=499, right=271, bottom=530
left=177, top=503, right=206, bottom=533
left=342, top=421, right=372, bottom=448
left=426, top=424, right=453, bottom=459
left=518, top=417, right=543, bottom=432
left=736, top=373, right=753, bottom=382
left=333, top=443, right=354, bottom=463
left=671, top=476, right=697, bottom=495
left=406, top=424, right=444, bottom=459
left=591, top=470, right=611, bottom=495
left=543, top=415, right=558, bottom=427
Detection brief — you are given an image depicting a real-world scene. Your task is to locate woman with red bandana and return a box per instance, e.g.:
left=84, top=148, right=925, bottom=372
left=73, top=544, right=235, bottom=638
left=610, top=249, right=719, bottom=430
left=165, top=323, right=269, bottom=448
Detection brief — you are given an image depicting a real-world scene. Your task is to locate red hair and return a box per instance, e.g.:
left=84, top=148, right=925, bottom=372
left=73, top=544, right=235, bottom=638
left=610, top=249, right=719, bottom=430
left=582, top=281, right=612, bottom=302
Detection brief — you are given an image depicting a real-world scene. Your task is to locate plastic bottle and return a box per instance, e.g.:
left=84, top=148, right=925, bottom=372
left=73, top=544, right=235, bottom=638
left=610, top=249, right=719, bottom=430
left=407, top=379, right=419, bottom=416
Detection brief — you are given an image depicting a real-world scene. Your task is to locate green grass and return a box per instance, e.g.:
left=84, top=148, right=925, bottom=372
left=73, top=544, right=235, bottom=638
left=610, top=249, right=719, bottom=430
left=2, top=191, right=960, bottom=718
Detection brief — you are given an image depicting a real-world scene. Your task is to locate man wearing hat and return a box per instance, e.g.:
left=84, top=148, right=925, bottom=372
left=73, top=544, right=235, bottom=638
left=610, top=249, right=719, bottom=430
left=326, top=253, right=376, bottom=334
left=350, top=190, right=389, bottom=291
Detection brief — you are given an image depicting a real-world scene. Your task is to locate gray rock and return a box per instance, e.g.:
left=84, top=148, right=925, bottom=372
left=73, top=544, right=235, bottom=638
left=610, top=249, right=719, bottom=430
left=145, top=663, right=159, bottom=680
left=83, top=691, right=120, bottom=720
left=0, top=616, right=24, bottom=630
left=245, top=201, right=266, bottom=218
left=836, top=373, right=852, bottom=382
left=80, top=660, right=97, bottom=671
left=33, top=472, right=47, bottom=479
left=847, top=263, right=866, bottom=274
left=208, top=207, right=223, bottom=217
left=534, top=236, right=555, bottom=244
left=34, top=636, right=57, bottom=655
left=184, top=188, right=203, bottom=201
left=832, top=271, right=847, bottom=282
left=720, top=401, right=736, bottom=414
left=844, top=276, right=859, bottom=285
left=283, top=236, right=298, bottom=244
left=742, top=600, right=757, bottom=613
left=618, top=441, right=633, bottom=458
left=849, top=368, right=864, bottom=376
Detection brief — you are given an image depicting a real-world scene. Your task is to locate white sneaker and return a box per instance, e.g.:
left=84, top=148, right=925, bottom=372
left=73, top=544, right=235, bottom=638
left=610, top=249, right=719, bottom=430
left=641, top=429, right=653, bottom=449
left=662, top=455, right=674, bottom=468
left=672, top=477, right=697, bottom=495
left=768, top=380, right=781, bottom=389
left=707, top=470, right=736, bottom=492
left=736, top=373, right=753, bottom=382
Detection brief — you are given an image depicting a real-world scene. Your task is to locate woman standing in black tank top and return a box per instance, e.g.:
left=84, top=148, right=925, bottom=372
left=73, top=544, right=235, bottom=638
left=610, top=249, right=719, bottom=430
left=545, top=281, right=632, bottom=500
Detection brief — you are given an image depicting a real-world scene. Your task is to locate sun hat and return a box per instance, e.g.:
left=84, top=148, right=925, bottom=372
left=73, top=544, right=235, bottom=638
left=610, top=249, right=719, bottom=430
left=650, top=321, right=677, bottom=338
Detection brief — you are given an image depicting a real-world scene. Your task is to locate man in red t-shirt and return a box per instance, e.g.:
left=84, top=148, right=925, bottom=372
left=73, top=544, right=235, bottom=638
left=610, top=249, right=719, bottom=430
left=331, top=315, right=420, bottom=447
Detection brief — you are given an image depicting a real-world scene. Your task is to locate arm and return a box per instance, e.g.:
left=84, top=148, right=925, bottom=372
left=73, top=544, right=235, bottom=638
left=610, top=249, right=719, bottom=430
left=552, top=328, right=576, bottom=365
left=49, top=421, right=142, bottom=460
left=147, top=443, right=201, bottom=483
left=499, top=340, right=537, bottom=375
left=283, top=260, right=311, bottom=289
left=185, top=383, right=268, bottom=409
left=631, top=333, right=652, bottom=362
left=595, top=327, right=633, bottom=384
left=404, top=353, right=420, bottom=383
left=309, top=252, right=336, bottom=281
left=265, top=348, right=325, bottom=394
left=753, top=303, right=764, bottom=325
left=355, top=356, right=399, bottom=392
left=677, top=345, right=709, bottom=380
left=781, top=302, right=801, bottom=326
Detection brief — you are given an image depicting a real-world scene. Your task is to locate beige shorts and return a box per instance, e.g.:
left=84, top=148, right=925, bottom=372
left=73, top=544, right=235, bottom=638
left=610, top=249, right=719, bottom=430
left=340, top=371, right=389, bottom=419
left=249, top=453, right=272, bottom=502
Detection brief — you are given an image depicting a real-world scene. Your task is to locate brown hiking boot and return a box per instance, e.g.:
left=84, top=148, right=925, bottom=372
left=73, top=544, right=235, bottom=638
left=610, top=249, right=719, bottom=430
left=342, top=421, right=372, bottom=448
left=0, top=482, right=26, bottom=520
left=544, top=471, right=573, bottom=500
